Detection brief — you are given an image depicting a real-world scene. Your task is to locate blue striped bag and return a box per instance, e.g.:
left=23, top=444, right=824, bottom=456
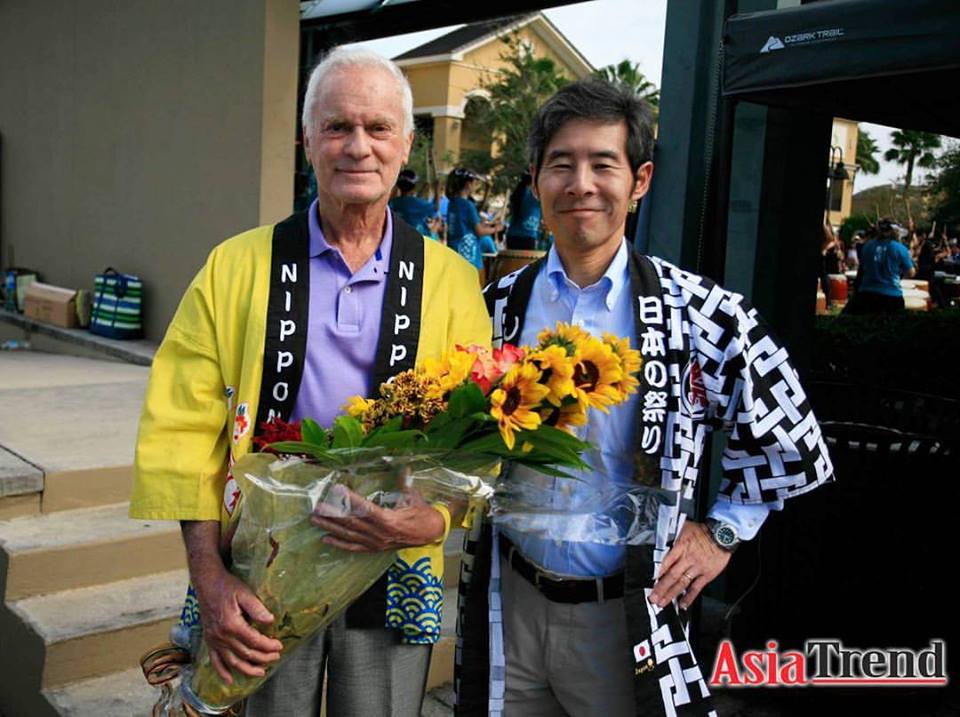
left=90, top=268, right=143, bottom=339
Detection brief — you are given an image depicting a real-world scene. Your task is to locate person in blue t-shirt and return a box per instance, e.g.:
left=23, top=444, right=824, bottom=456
left=845, top=218, right=915, bottom=314
left=445, top=167, right=502, bottom=269
left=505, top=172, right=542, bottom=250
left=389, top=169, right=439, bottom=239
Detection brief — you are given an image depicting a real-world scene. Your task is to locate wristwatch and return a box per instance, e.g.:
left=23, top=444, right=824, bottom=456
left=705, top=519, right=740, bottom=552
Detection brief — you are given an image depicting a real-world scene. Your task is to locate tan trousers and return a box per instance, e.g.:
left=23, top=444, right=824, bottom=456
left=501, top=556, right=636, bottom=717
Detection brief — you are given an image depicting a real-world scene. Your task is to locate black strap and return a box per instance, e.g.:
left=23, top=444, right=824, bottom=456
left=499, top=533, right=624, bottom=604
left=485, top=255, right=545, bottom=348
left=370, top=212, right=424, bottom=389
left=628, top=251, right=671, bottom=488
left=253, top=212, right=311, bottom=435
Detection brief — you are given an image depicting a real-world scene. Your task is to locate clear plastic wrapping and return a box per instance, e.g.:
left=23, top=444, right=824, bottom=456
left=489, top=464, right=674, bottom=546
left=161, top=451, right=494, bottom=715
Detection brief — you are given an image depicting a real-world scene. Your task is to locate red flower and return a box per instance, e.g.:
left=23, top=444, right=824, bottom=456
left=468, top=343, right=525, bottom=394
left=253, top=418, right=302, bottom=453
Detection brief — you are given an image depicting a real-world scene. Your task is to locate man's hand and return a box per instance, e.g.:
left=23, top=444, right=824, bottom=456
left=194, top=567, right=284, bottom=683
left=180, top=520, right=283, bottom=684
left=648, top=520, right=732, bottom=611
left=310, top=486, right=446, bottom=552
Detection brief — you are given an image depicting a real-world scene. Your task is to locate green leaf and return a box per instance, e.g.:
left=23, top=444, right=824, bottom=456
left=364, top=415, right=403, bottom=441
left=447, top=382, right=487, bottom=419
left=423, top=417, right=479, bottom=450
left=268, top=441, right=334, bottom=461
left=331, top=416, right=364, bottom=449
left=362, top=429, right=424, bottom=449
left=518, top=426, right=591, bottom=454
left=301, top=418, right=327, bottom=446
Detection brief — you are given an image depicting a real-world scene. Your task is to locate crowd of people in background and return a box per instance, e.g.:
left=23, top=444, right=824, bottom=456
left=387, top=166, right=552, bottom=275
left=820, top=217, right=960, bottom=313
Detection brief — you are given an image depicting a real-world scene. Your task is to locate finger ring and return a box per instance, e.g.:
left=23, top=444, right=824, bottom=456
left=683, top=571, right=694, bottom=582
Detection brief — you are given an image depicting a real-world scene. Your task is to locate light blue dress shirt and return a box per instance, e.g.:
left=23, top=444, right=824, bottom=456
left=503, top=239, right=771, bottom=578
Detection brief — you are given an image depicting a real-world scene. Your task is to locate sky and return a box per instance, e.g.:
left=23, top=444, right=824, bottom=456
left=343, top=0, right=931, bottom=193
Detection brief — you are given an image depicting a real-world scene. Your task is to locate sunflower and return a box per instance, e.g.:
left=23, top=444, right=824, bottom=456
left=489, top=362, right=551, bottom=450
left=537, top=321, right=587, bottom=357
left=527, top=344, right=576, bottom=407
left=572, top=337, right=624, bottom=413
left=539, top=399, right=588, bottom=434
left=422, top=348, right=476, bottom=399
left=602, top=332, right=642, bottom=397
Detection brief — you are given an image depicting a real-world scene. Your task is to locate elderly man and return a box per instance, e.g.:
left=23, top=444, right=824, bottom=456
left=131, top=48, right=489, bottom=716
left=455, top=79, right=834, bottom=716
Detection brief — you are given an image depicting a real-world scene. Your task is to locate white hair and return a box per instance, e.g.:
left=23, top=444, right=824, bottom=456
left=301, top=47, right=414, bottom=137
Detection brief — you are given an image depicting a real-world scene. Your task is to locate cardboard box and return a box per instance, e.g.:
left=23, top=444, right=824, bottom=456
left=23, top=282, right=79, bottom=328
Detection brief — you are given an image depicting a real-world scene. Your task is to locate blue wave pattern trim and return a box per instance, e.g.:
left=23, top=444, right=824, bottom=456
left=179, top=584, right=201, bottom=627
left=386, top=556, right=444, bottom=645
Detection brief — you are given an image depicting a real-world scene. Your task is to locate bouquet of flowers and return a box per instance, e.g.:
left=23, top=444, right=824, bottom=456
left=146, top=323, right=641, bottom=715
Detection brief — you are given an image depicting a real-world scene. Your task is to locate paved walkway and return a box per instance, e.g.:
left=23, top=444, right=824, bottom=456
left=0, top=351, right=149, bottom=496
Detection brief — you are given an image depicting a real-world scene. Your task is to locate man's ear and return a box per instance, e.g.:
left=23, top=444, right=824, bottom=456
left=529, top=163, right=540, bottom=201
left=303, top=126, right=312, bottom=157
left=402, top=130, right=415, bottom=166
left=631, top=161, right=654, bottom=201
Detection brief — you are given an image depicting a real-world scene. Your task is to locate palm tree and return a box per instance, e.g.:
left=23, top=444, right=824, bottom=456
left=855, top=129, right=880, bottom=175
left=595, top=59, right=660, bottom=109
left=883, top=129, right=942, bottom=193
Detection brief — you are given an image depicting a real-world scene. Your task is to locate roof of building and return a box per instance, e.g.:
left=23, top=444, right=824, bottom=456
left=393, top=14, right=535, bottom=60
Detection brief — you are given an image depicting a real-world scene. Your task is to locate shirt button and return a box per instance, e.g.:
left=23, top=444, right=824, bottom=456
left=344, top=286, right=352, bottom=294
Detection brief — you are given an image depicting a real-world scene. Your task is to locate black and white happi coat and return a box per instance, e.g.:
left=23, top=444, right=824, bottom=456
left=454, top=248, right=834, bottom=716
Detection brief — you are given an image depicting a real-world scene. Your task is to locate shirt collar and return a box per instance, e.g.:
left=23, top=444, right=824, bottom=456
left=308, top=198, right=393, bottom=278
left=542, top=238, right=631, bottom=311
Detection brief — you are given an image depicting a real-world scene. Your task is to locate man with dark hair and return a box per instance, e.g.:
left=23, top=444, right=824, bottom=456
left=455, top=79, right=833, bottom=716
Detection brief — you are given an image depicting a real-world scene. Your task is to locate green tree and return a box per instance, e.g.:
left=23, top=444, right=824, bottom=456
left=594, top=59, right=660, bottom=109
left=465, top=34, right=569, bottom=195
left=928, top=140, right=960, bottom=227
left=883, top=129, right=942, bottom=193
left=855, top=129, right=880, bottom=175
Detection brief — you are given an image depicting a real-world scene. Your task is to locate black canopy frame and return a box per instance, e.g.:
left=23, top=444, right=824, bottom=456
left=722, top=0, right=960, bottom=137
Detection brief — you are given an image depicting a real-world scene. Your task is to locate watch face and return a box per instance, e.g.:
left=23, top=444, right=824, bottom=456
left=717, top=525, right=737, bottom=545
left=714, top=524, right=737, bottom=547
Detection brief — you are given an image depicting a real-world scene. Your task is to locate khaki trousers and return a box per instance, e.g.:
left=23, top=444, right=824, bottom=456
left=501, top=556, right=636, bottom=717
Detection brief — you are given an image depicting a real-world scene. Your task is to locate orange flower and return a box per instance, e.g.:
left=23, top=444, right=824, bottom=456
left=469, top=343, right=524, bottom=394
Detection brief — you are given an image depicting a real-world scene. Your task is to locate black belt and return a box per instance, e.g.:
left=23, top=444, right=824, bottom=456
left=498, top=533, right=624, bottom=604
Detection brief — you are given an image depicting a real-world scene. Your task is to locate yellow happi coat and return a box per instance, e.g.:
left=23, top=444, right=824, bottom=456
left=130, top=213, right=490, bottom=643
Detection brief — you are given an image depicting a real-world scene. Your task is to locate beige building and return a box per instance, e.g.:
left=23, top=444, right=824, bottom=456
left=827, top=117, right=860, bottom=226
left=0, top=0, right=300, bottom=342
left=394, top=13, right=594, bottom=171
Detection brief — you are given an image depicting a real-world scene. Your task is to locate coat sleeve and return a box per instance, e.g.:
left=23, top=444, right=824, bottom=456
left=129, top=257, right=229, bottom=521
left=691, top=284, right=834, bottom=507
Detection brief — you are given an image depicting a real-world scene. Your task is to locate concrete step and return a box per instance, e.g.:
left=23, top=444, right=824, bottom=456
left=43, top=667, right=157, bottom=717
left=0, top=502, right=185, bottom=601
left=34, top=583, right=460, bottom=715
left=0, top=352, right=149, bottom=514
left=9, top=568, right=187, bottom=688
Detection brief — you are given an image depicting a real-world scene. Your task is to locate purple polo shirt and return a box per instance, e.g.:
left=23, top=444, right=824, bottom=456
left=289, top=199, right=393, bottom=427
